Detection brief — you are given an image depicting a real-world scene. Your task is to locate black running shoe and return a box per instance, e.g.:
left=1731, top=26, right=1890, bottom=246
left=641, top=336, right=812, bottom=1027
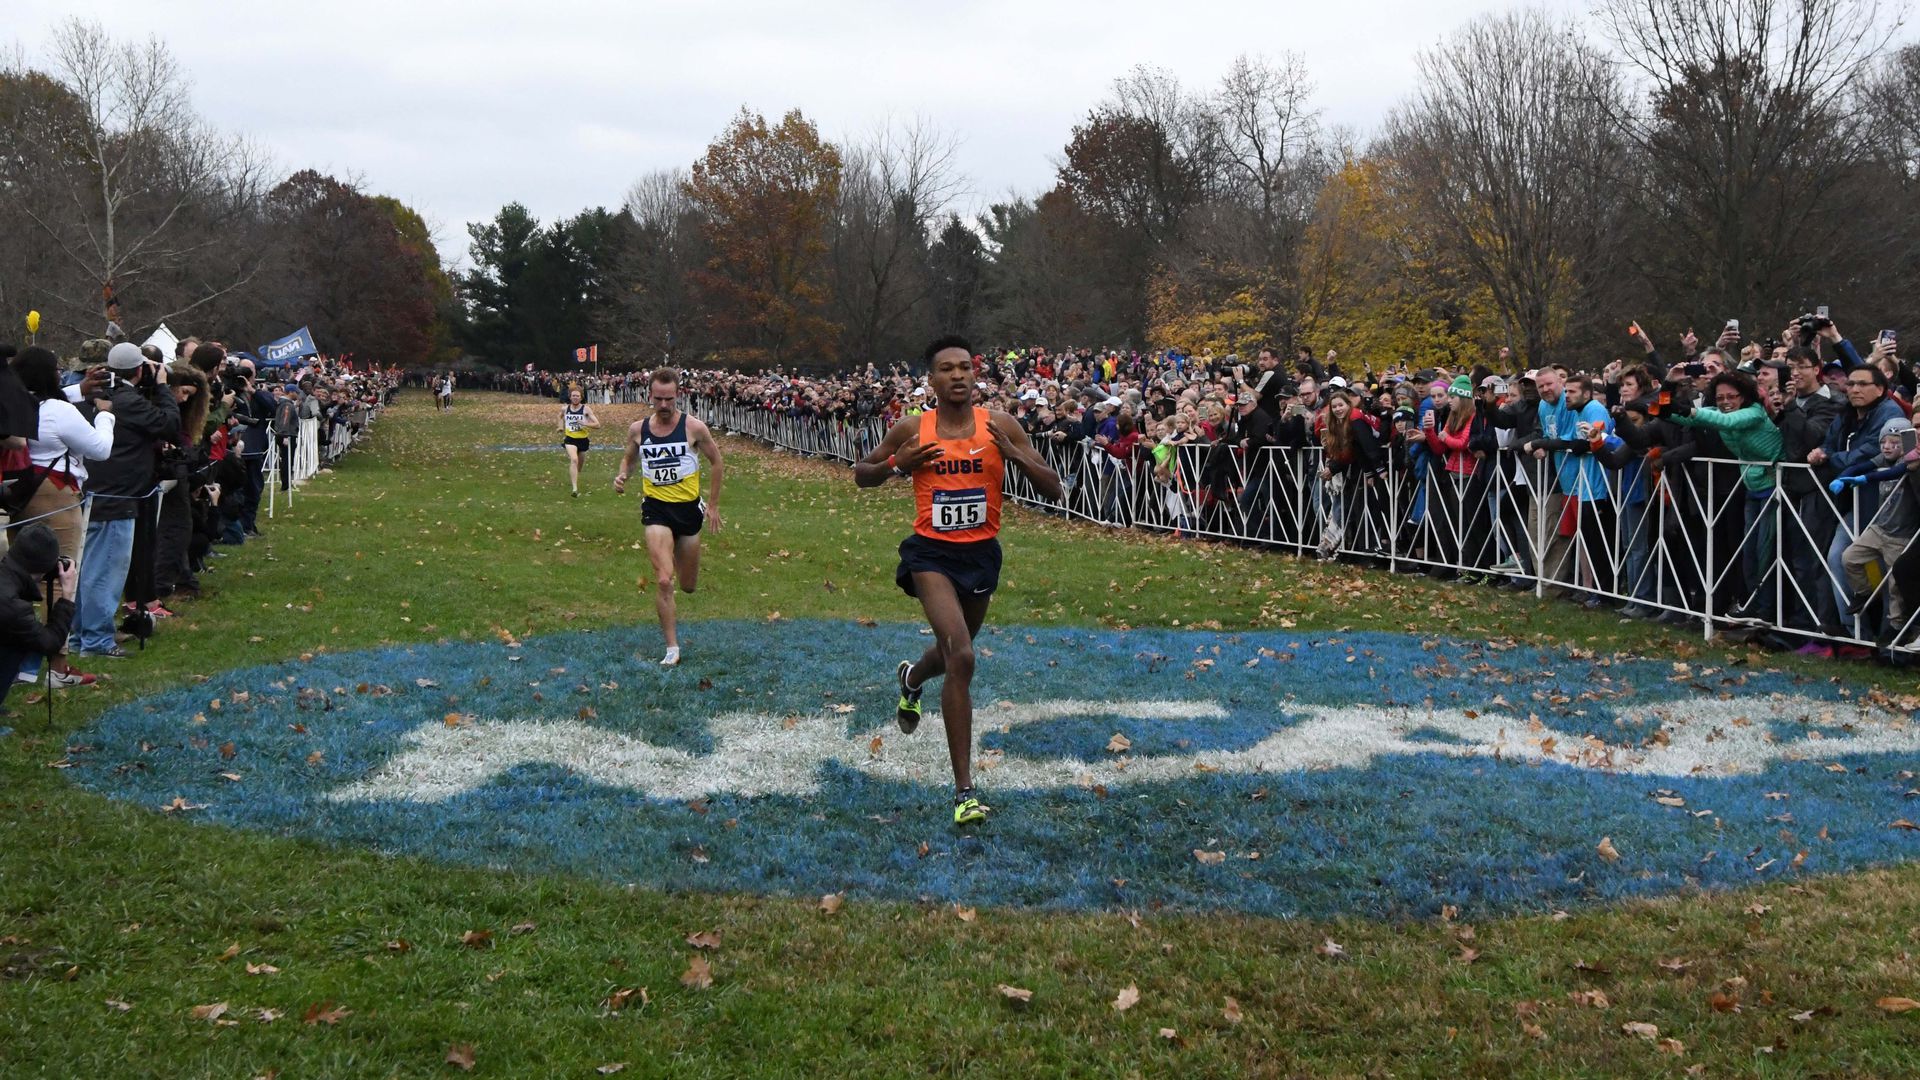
left=895, top=660, right=923, bottom=734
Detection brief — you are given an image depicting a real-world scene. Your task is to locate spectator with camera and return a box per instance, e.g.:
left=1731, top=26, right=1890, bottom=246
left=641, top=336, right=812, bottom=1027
left=0, top=524, right=79, bottom=712
left=67, top=343, right=179, bottom=659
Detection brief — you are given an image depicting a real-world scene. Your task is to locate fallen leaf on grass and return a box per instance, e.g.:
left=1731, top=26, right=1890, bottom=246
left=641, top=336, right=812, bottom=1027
left=509, top=922, right=536, bottom=935
left=1596, top=836, right=1621, bottom=862
left=686, top=931, right=721, bottom=950
left=1522, top=1021, right=1548, bottom=1040
left=105, top=999, right=132, bottom=1012
left=819, top=893, right=843, bottom=915
left=160, top=797, right=207, bottom=813
left=255, top=1008, right=282, bottom=1024
left=1891, top=819, right=1920, bottom=831
left=1112, top=983, right=1140, bottom=1011
left=1193, top=849, right=1225, bottom=865
left=385, top=939, right=412, bottom=953
left=445, top=1043, right=476, bottom=1072
left=1621, top=1021, right=1659, bottom=1040
left=1657, top=958, right=1689, bottom=972
left=1877, top=996, right=1920, bottom=1013
left=1222, top=996, right=1243, bottom=1024
left=1709, top=991, right=1740, bottom=1013
left=1456, top=946, right=1480, bottom=964
left=461, top=930, right=492, bottom=949
left=996, top=984, right=1033, bottom=1004
left=953, top=906, right=977, bottom=923
left=302, top=1001, right=349, bottom=1025
left=245, top=962, right=279, bottom=976
left=1570, top=990, right=1610, bottom=1009
left=216, top=942, right=240, bottom=962
left=190, top=1002, right=228, bottom=1022
left=1745, top=903, right=1771, bottom=917
left=1106, top=733, right=1131, bottom=753
left=1657, top=1038, right=1686, bottom=1056
left=596, top=1066, right=628, bottom=1076
left=680, top=955, right=713, bottom=990
left=604, top=987, right=648, bottom=1013
left=1158, top=1027, right=1178, bottom=1041
left=1316, top=938, right=1346, bottom=959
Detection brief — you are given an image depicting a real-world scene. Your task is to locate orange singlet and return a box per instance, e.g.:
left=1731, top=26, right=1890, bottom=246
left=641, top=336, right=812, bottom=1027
left=913, top=407, right=1003, bottom=543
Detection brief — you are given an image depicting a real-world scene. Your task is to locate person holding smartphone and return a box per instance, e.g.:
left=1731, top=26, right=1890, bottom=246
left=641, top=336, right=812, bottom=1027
left=0, top=523, right=79, bottom=711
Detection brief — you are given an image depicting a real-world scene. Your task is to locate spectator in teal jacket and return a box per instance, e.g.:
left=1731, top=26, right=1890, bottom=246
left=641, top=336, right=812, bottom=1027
left=1669, top=371, right=1782, bottom=622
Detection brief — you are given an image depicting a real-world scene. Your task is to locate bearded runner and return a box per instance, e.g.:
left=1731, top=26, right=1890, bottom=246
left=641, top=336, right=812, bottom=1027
left=854, top=335, right=1064, bottom=824
left=615, top=368, right=723, bottom=666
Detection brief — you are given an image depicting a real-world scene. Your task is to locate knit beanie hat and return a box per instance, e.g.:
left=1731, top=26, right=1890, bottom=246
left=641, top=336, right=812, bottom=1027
left=5, top=523, right=61, bottom=578
left=1448, top=375, right=1474, bottom=399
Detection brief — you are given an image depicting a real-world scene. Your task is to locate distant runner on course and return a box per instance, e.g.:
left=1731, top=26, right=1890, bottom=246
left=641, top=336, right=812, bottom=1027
left=559, top=386, right=600, bottom=497
left=614, top=368, right=723, bottom=667
left=854, top=335, right=1063, bottom=825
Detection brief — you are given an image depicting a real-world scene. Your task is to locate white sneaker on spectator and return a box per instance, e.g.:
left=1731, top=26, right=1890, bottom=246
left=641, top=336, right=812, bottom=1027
left=1489, top=559, right=1522, bottom=574
left=660, top=646, right=681, bottom=667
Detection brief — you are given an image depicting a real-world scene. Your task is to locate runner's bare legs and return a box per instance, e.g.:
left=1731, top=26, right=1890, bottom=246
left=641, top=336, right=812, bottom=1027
left=906, top=573, right=990, bottom=791
left=645, top=525, right=681, bottom=652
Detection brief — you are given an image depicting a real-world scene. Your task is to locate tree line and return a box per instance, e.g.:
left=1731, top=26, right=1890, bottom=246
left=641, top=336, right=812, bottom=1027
left=0, top=19, right=458, bottom=366
left=8, top=2, right=1919, bottom=374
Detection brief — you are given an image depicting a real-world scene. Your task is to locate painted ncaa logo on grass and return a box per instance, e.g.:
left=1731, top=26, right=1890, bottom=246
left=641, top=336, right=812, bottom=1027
left=66, top=622, right=1920, bottom=919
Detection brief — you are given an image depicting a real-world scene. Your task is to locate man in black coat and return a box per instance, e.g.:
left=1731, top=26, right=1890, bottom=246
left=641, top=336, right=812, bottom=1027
left=1777, top=347, right=1843, bottom=639
left=0, top=524, right=77, bottom=710
left=68, top=343, right=180, bottom=658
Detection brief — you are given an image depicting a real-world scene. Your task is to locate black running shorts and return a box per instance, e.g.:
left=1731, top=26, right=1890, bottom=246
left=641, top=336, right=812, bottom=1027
left=642, top=497, right=705, bottom=538
left=896, top=534, right=1001, bottom=599
left=564, top=436, right=589, bottom=453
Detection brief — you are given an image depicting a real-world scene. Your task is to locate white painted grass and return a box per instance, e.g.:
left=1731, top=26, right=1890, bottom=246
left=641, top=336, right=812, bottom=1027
left=323, top=695, right=1917, bottom=803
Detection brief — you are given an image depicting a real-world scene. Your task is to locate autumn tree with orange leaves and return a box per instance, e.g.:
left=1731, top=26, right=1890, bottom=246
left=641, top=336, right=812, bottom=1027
left=684, top=108, right=843, bottom=367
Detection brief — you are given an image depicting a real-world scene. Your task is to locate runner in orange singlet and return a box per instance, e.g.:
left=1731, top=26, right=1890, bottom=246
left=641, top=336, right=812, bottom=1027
left=855, top=336, right=1063, bottom=824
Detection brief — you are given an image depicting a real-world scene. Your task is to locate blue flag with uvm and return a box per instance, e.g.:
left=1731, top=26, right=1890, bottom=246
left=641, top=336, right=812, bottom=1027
left=258, top=326, right=318, bottom=366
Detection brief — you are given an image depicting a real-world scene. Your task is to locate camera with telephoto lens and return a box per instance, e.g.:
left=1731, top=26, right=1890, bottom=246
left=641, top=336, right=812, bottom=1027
left=1794, top=313, right=1833, bottom=337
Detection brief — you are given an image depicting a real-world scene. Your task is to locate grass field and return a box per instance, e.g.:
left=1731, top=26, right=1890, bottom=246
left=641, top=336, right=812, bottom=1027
left=4, top=391, right=1919, bottom=1078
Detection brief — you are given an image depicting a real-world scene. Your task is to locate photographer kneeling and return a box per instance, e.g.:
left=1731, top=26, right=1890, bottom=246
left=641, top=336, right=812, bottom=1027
left=0, top=524, right=77, bottom=712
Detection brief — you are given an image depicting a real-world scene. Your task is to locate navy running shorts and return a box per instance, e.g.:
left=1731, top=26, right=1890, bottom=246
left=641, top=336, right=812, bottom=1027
left=896, top=533, right=1002, bottom=599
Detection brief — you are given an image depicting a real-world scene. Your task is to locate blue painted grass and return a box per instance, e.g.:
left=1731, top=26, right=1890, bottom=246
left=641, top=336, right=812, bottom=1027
left=64, top=623, right=1920, bottom=920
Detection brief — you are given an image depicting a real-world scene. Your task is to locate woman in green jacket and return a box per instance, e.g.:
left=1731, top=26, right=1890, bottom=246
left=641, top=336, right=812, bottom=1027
left=1669, top=371, right=1783, bottom=623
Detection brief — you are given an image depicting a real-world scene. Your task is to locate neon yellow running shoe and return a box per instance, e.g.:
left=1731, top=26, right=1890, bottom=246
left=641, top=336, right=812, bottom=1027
left=895, top=660, right=923, bottom=734
left=952, top=791, right=989, bottom=825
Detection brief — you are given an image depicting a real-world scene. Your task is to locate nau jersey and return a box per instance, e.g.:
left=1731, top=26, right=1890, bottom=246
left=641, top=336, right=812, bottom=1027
left=639, top=412, right=701, bottom=503
left=913, top=407, right=1003, bottom=543
left=563, top=404, right=589, bottom=436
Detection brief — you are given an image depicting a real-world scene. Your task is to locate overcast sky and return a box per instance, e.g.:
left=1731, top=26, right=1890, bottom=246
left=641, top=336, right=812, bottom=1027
left=13, top=1, right=1585, bottom=265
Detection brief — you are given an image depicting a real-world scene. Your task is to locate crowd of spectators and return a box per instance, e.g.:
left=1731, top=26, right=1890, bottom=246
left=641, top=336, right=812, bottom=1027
left=405, top=368, right=651, bottom=404
left=682, top=322, right=1920, bottom=661
left=0, top=335, right=389, bottom=710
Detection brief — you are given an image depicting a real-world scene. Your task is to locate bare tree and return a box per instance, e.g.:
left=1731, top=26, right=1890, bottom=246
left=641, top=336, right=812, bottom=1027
left=4, top=18, right=268, bottom=337
left=1215, top=53, right=1327, bottom=260
left=609, top=167, right=707, bottom=362
left=1593, top=0, right=1900, bottom=320
left=1383, top=9, right=1629, bottom=366
left=828, top=117, right=965, bottom=362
